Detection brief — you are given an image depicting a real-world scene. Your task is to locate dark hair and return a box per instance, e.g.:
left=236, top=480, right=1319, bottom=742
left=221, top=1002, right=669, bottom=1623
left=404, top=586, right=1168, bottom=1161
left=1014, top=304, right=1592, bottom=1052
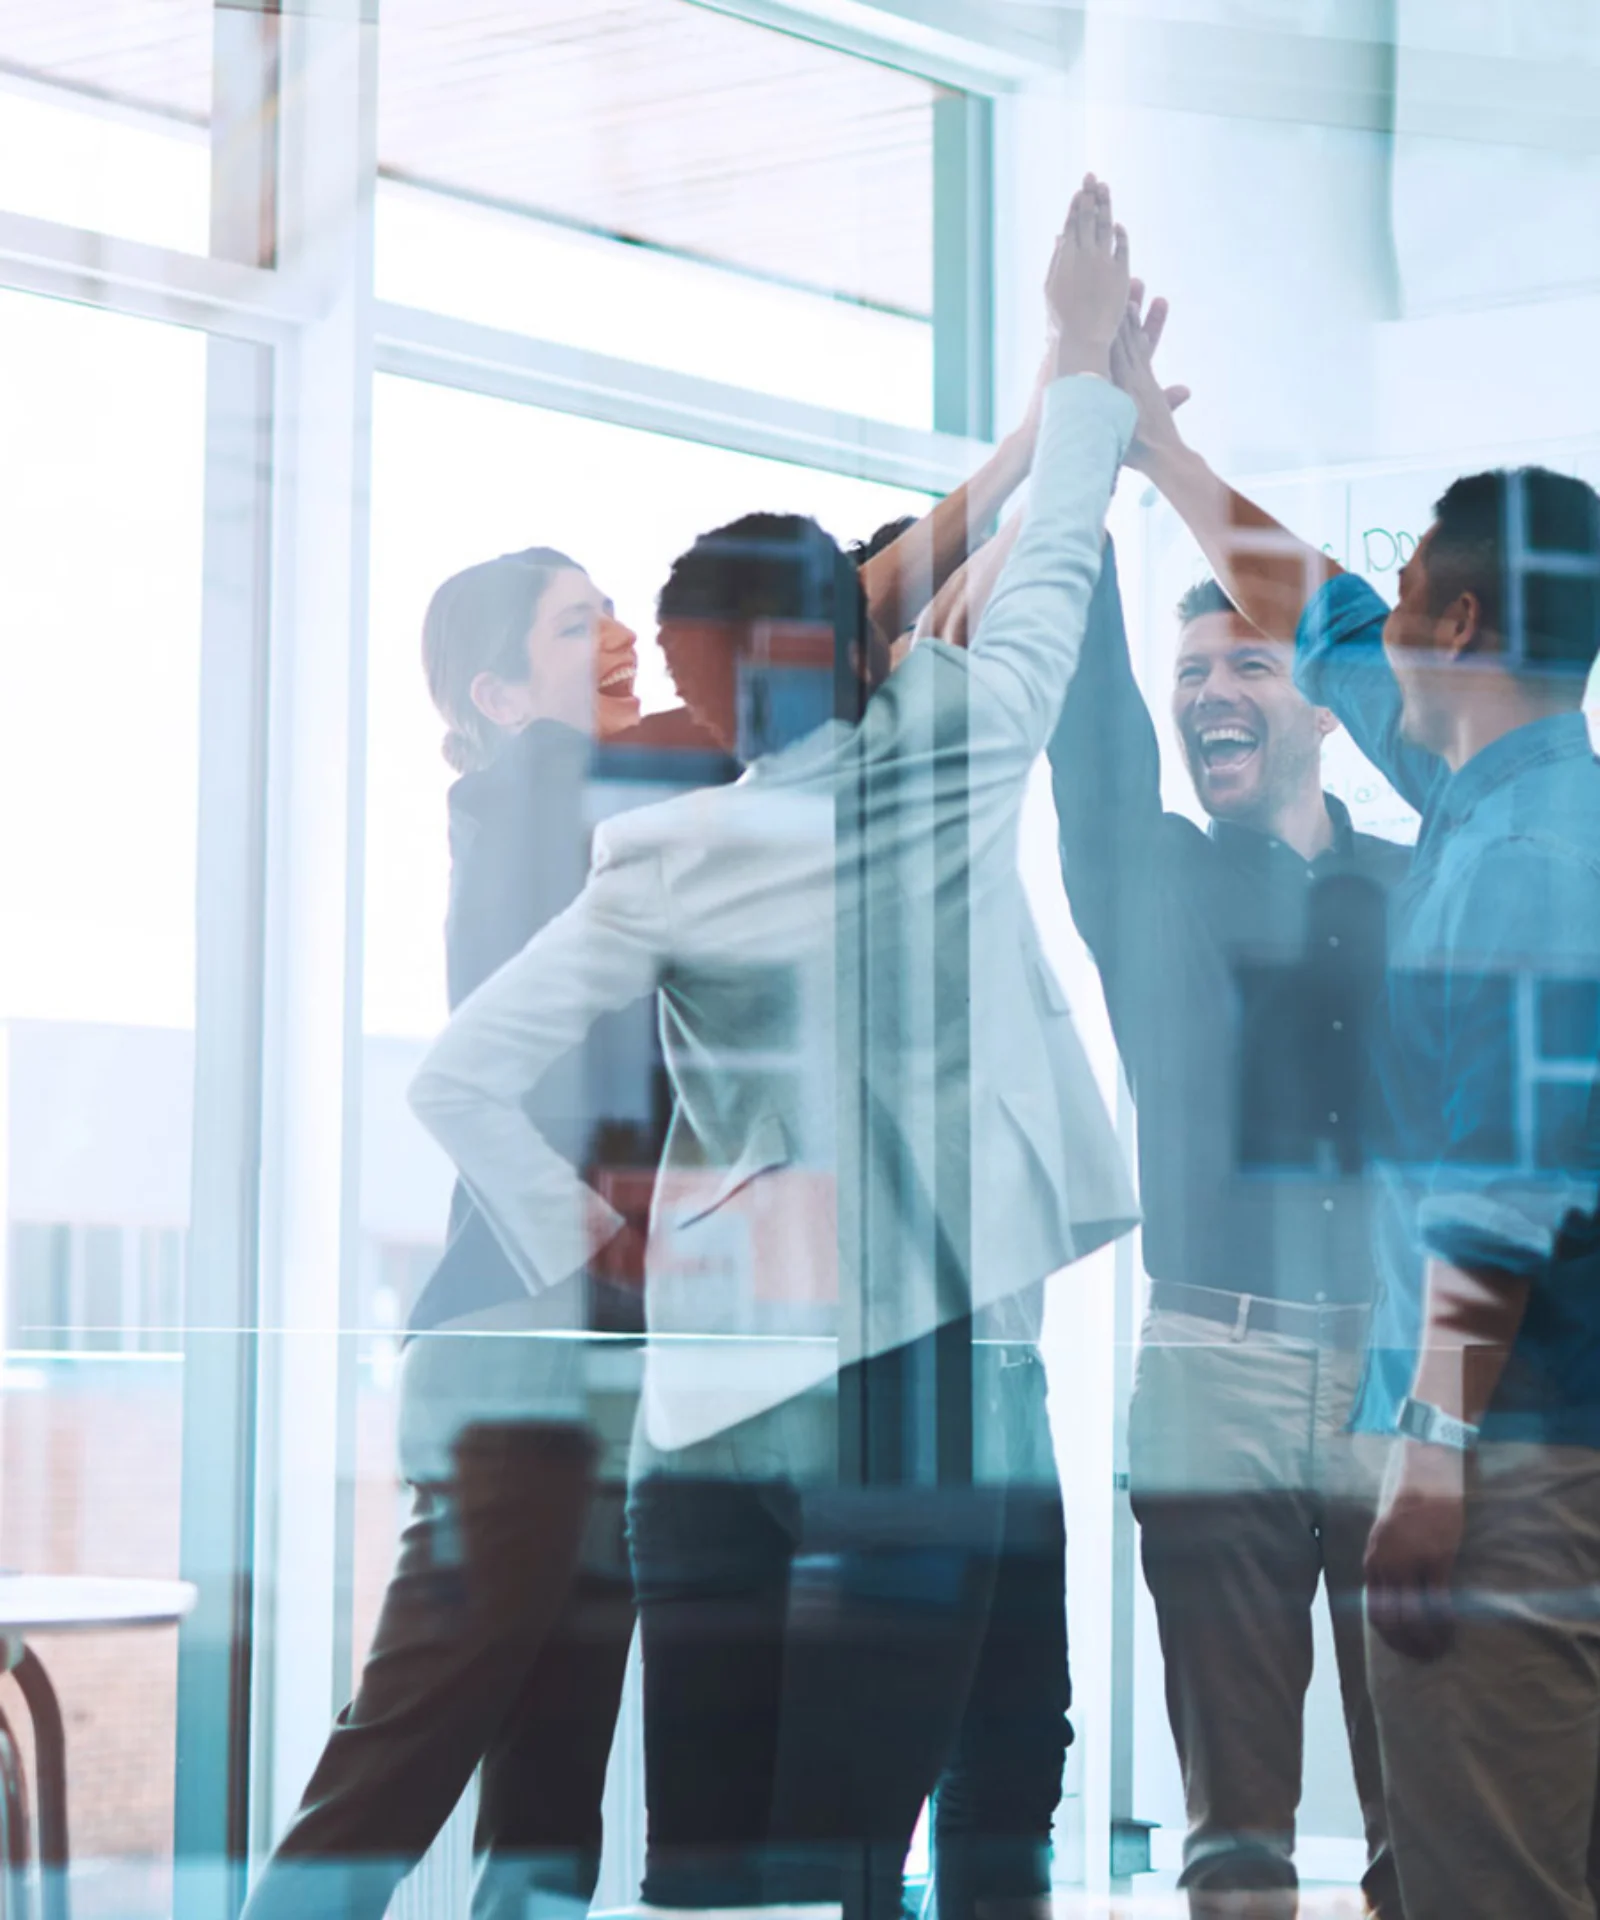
left=657, top=513, right=875, bottom=744
left=1426, top=467, right=1600, bottom=676
left=421, top=546, right=578, bottom=772
left=1176, top=575, right=1240, bottom=627
left=849, top=516, right=917, bottom=567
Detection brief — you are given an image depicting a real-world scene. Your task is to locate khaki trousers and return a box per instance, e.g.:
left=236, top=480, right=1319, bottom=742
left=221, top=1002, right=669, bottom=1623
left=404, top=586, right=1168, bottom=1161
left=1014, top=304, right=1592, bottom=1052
left=1127, top=1305, right=1398, bottom=1919
left=1367, top=1441, right=1600, bottom=1920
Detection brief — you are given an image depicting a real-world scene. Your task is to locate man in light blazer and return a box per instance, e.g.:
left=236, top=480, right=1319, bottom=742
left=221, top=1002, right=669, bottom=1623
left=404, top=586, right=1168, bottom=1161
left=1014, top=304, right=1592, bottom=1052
left=411, top=177, right=1143, bottom=1919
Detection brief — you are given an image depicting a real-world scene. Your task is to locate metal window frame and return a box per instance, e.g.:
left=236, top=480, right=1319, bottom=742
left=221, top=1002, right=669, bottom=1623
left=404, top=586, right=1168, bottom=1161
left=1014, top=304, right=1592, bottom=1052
left=0, top=5, right=999, bottom=1913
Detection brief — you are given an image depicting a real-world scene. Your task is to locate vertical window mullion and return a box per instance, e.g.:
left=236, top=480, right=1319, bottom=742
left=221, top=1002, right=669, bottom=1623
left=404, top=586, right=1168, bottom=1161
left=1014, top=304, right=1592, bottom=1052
left=933, top=90, right=995, bottom=443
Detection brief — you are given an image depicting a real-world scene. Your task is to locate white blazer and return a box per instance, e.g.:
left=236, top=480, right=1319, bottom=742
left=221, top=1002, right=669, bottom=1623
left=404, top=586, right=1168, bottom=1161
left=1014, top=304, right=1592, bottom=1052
left=411, top=375, right=1141, bottom=1451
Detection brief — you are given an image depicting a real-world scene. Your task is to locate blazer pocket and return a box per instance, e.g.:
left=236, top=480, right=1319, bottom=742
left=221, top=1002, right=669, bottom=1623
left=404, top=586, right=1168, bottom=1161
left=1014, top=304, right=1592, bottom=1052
left=670, top=1113, right=795, bottom=1229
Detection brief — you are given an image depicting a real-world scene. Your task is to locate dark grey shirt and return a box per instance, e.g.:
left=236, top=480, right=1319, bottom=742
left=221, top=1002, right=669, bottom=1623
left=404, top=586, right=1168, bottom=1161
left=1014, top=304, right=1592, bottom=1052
left=1048, top=546, right=1409, bottom=1307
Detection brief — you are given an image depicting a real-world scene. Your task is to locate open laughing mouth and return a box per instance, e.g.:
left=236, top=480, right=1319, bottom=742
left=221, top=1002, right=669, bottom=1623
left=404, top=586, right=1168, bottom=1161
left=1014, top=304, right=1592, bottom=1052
left=1196, top=722, right=1260, bottom=772
left=599, top=660, right=637, bottom=697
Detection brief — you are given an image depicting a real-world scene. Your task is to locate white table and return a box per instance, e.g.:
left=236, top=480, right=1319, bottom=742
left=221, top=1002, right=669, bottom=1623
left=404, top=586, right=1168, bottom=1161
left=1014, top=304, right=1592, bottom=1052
left=0, top=1576, right=197, bottom=1920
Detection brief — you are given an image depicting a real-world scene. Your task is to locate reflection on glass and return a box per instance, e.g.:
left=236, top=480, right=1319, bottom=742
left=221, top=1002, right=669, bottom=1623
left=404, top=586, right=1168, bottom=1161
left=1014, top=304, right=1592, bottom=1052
left=7, top=5, right=1600, bottom=1916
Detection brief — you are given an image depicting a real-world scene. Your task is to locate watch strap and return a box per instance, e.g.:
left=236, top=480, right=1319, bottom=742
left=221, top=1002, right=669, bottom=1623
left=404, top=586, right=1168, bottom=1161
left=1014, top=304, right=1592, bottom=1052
left=1397, top=1394, right=1480, bottom=1453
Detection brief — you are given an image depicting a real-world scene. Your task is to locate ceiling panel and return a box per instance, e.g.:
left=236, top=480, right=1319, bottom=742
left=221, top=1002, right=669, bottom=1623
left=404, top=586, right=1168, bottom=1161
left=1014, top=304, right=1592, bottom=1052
left=377, top=1, right=941, bottom=316
left=0, top=0, right=940, bottom=316
left=0, top=0, right=211, bottom=121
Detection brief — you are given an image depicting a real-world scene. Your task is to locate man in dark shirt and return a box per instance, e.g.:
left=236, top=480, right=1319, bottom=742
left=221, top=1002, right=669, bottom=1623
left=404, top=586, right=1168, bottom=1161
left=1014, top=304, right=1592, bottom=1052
left=1049, top=554, right=1408, bottom=1919
left=1105, top=276, right=1600, bottom=1916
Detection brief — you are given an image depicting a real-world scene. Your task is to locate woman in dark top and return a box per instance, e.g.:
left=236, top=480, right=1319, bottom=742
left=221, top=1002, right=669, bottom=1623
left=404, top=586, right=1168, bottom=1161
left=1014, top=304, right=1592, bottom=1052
left=243, top=546, right=711, bottom=1920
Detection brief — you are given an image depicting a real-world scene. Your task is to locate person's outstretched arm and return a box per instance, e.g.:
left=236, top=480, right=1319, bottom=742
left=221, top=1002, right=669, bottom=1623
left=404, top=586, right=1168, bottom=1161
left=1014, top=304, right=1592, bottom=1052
left=1112, top=293, right=1446, bottom=815
left=857, top=349, right=1049, bottom=645
left=1110, top=291, right=1338, bottom=642
left=907, top=513, right=1022, bottom=653
left=958, top=176, right=1137, bottom=754
left=1047, top=542, right=1165, bottom=1039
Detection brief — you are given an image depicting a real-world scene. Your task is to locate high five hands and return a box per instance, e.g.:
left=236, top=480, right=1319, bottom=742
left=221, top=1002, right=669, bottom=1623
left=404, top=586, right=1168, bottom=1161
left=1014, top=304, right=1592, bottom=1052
left=1043, top=176, right=1191, bottom=467
left=1045, top=176, right=1130, bottom=382
left=1112, top=281, right=1192, bottom=475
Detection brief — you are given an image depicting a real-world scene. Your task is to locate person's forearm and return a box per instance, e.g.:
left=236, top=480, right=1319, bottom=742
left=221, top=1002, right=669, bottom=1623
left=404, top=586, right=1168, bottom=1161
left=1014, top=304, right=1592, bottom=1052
left=912, top=514, right=1022, bottom=651
left=1144, top=444, right=1341, bottom=644
left=1410, top=1255, right=1531, bottom=1428
left=860, top=423, right=1035, bottom=642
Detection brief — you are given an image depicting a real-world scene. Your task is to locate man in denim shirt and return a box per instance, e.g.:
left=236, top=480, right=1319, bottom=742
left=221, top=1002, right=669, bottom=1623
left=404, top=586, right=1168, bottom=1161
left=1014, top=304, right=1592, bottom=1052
left=1112, top=292, right=1600, bottom=1918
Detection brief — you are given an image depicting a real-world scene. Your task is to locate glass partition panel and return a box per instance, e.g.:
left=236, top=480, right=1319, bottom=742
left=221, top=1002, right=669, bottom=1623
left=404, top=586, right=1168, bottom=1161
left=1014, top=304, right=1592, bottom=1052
left=0, top=287, right=207, bottom=1918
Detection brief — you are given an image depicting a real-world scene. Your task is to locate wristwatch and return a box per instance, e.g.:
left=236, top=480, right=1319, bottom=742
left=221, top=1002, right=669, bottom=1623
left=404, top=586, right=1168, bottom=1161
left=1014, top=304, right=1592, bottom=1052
left=1397, top=1394, right=1481, bottom=1453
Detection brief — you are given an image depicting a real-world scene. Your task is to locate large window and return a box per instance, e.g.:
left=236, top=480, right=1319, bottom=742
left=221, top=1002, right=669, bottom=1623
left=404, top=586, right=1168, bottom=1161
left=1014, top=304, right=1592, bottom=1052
left=365, top=377, right=936, bottom=1039
left=353, top=377, right=935, bottom=1702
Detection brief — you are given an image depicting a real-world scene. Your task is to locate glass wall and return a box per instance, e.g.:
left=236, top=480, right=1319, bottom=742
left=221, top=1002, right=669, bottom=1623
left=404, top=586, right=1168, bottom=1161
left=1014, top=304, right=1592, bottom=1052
left=1, top=6, right=1599, bottom=1920
left=0, top=288, right=207, bottom=1918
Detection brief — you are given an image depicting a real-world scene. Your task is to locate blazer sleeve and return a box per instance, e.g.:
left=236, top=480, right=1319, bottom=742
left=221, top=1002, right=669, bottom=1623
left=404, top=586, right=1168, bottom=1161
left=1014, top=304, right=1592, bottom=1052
left=961, top=375, right=1136, bottom=758
left=410, top=823, right=668, bottom=1295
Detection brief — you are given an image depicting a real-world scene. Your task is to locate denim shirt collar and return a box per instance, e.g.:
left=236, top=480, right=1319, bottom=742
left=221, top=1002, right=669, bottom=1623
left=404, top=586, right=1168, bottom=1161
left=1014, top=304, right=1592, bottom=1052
left=1425, top=712, right=1593, bottom=839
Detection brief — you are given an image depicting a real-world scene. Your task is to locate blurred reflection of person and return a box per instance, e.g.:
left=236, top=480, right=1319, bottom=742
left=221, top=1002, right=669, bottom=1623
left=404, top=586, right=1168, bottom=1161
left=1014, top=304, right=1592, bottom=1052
left=243, top=545, right=725, bottom=1920
left=245, top=230, right=1083, bottom=1920
left=851, top=513, right=1083, bottom=1920
left=1115, top=299, right=1600, bottom=1919
left=1049, top=540, right=1407, bottom=1919
left=410, top=179, right=1143, bottom=1920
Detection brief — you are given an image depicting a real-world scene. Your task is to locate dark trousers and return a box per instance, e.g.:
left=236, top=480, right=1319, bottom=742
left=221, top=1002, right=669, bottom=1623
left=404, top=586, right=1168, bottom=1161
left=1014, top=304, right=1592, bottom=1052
left=242, top=1423, right=635, bottom=1920
left=629, top=1349, right=1069, bottom=1920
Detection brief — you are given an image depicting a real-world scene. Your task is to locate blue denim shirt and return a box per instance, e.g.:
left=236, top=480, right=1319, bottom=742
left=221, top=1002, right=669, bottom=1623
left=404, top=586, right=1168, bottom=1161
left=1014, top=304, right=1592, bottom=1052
left=1297, top=573, right=1600, bottom=1444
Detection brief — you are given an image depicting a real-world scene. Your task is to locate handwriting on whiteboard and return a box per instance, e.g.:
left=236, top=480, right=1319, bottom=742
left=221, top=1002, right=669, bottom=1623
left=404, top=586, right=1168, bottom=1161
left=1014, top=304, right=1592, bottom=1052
left=1358, top=527, right=1420, bottom=574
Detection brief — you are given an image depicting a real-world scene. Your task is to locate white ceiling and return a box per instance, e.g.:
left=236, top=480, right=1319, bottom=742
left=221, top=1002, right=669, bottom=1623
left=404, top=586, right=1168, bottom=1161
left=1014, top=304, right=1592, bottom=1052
left=0, top=0, right=940, bottom=314
left=0, top=0, right=211, bottom=118
left=378, top=2, right=939, bottom=315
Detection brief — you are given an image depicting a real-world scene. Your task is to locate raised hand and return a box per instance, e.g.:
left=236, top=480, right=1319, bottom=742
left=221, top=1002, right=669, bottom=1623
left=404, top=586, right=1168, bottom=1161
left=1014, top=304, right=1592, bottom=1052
left=1044, top=175, right=1131, bottom=382
left=1110, top=281, right=1193, bottom=477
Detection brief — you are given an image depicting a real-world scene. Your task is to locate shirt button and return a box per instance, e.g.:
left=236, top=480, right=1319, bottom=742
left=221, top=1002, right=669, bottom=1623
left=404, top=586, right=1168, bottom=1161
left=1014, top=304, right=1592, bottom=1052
left=1328, top=1110, right=1339, bottom=1124
left=1332, top=1019, right=1344, bottom=1032
left=1322, top=1198, right=1336, bottom=1213
left=1328, top=934, right=1340, bottom=948
left=1315, top=1291, right=1327, bottom=1303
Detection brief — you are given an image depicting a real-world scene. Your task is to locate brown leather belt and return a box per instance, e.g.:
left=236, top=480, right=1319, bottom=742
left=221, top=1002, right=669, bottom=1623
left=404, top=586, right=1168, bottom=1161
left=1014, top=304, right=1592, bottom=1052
left=1148, top=1279, right=1370, bottom=1350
